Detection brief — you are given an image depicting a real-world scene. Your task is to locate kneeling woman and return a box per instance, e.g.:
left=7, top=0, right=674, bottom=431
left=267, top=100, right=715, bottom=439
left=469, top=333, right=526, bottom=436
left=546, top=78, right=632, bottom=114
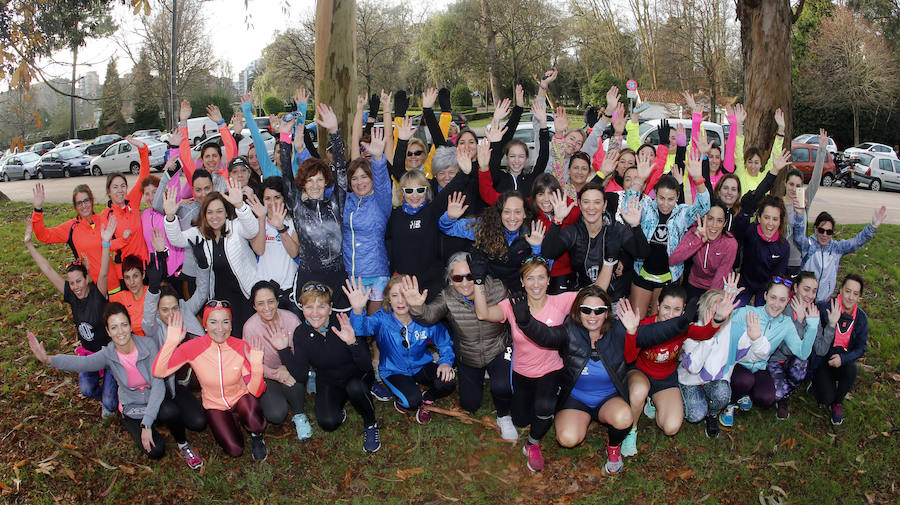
left=153, top=307, right=268, bottom=460
left=510, top=290, right=694, bottom=475
left=266, top=282, right=381, bottom=452
left=27, top=303, right=202, bottom=468
left=345, top=276, right=456, bottom=424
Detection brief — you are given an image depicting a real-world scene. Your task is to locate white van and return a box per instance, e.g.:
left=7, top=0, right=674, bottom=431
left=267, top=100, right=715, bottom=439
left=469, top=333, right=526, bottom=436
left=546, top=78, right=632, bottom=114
left=602, top=119, right=727, bottom=151
left=186, top=117, right=220, bottom=146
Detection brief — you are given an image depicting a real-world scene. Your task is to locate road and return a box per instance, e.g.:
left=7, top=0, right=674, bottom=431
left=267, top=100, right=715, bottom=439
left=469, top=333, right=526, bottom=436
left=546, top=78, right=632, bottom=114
left=1, top=175, right=898, bottom=225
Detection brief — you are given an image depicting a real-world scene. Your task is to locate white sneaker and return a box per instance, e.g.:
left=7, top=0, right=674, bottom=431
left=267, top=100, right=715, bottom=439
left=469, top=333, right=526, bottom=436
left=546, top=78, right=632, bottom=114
left=496, top=415, right=518, bottom=440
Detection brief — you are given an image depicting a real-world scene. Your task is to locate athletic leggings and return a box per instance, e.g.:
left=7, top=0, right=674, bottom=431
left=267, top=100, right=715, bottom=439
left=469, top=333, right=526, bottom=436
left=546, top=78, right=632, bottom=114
left=457, top=351, right=513, bottom=417
left=316, top=375, right=377, bottom=431
left=511, top=369, right=561, bottom=442
left=205, top=394, right=266, bottom=457
left=730, top=366, right=775, bottom=406
left=384, top=362, right=456, bottom=410
left=172, top=384, right=207, bottom=432
left=259, top=379, right=306, bottom=424
left=812, top=360, right=857, bottom=406
left=767, top=357, right=808, bottom=402
left=680, top=380, right=731, bottom=422
left=120, top=397, right=187, bottom=460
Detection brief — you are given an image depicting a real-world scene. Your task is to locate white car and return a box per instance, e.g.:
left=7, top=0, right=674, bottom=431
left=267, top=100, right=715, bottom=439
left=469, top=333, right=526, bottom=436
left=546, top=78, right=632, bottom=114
left=792, top=133, right=838, bottom=154
left=54, top=139, right=87, bottom=151
left=601, top=119, right=726, bottom=151
left=89, top=139, right=167, bottom=176
left=191, top=129, right=276, bottom=161
left=852, top=153, right=900, bottom=192
left=843, top=142, right=897, bottom=159
left=498, top=123, right=557, bottom=168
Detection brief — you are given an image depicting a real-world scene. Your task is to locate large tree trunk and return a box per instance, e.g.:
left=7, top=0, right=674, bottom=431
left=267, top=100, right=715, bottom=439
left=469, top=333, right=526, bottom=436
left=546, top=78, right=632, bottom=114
left=315, top=0, right=357, bottom=158
left=737, top=0, right=794, bottom=156
left=481, top=0, right=503, bottom=104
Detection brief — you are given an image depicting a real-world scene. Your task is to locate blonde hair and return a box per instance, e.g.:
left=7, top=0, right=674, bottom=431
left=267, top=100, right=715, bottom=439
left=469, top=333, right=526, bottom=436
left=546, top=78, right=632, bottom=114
left=697, top=289, right=724, bottom=325
left=397, top=169, right=432, bottom=204
left=381, top=274, right=405, bottom=312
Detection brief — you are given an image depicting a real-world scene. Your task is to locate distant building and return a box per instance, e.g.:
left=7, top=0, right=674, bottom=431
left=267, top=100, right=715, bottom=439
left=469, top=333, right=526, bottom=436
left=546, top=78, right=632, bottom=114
left=83, top=71, right=100, bottom=98
left=238, top=59, right=263, bottom=94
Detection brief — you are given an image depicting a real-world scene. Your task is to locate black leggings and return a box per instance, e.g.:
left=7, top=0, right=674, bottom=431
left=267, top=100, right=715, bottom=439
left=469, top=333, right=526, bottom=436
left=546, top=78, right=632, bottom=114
left=812, top=359, right=857, bottom=406
left=457, top=352, right=512, bottom=417
left=121, top=397, right=187, bottom=460
left=172, top=384, right=207, bottom=432
left=511, top=370, right=561, bottom=442
left=316, top=375, right=377, bottom=431
left=384, top=362, right=456, bottom=410
left=259, top=379, right=307, bottom=424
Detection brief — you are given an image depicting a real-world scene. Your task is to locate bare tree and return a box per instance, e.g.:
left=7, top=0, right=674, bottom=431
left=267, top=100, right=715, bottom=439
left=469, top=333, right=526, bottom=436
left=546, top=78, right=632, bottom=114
left=569, top=0, right=633, bottom=80
left=803, top=7, right=897, bottom=144
left=357, top=0, right=416, bottom=95
left=490, top=0, right=564, bottom=90
left=628, top=0, right=665, bottom=89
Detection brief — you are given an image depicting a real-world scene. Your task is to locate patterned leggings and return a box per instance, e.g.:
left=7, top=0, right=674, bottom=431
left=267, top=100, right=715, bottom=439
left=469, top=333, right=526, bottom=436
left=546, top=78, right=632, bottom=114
left=767, top=358, right=808, bottom=402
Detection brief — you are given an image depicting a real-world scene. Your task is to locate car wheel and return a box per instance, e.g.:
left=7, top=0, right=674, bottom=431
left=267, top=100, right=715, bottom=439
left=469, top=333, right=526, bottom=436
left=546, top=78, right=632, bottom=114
left=23, top=169, right=30, bottom=180
left=63, top=167, right=71, bottom=178
left=36, top=169, right=45, bottom=180
left=870, top=179, right=881, bottom=192
left=92, top=165, right=102, bottom=176
left=1, top=173, right=8, bottom=182
left=129, top=162, right=139, bottom=174
left=821, top=174, right=834, bottom=187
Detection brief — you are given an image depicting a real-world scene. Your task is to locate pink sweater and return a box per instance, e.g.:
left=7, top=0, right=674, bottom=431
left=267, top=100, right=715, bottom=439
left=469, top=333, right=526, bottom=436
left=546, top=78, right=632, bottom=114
left=141, top=207, right=184, bottom=276
left=669, top=227, right=738, bottom=290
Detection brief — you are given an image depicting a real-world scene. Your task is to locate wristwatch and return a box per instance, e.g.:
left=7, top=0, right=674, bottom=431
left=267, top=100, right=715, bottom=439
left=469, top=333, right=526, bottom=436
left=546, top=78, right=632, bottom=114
left=277, top=224, right=290, bottom=234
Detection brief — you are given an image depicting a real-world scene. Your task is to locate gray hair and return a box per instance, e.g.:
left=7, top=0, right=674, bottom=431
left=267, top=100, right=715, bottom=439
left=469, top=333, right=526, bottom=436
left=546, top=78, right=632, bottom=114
left=431, top=146, right=458, bottom=175
left=444, top=251, right=471, bottom=285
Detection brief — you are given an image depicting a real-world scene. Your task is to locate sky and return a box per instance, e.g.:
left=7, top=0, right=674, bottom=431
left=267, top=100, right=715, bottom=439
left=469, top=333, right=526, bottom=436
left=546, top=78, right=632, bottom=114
left=34, top=0, right=453, bottom=84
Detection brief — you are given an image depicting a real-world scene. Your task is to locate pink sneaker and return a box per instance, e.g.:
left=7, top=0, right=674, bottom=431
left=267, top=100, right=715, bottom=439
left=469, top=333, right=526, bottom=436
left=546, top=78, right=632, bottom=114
left=604, top=445, right=623, bottom=475
left=394, top=401, right=411, bottom=415
left=415, top=405, right=432, bottom=424
left=522, top=443, right=544, bottom=472
left=177, top=442, right=203, bottom=470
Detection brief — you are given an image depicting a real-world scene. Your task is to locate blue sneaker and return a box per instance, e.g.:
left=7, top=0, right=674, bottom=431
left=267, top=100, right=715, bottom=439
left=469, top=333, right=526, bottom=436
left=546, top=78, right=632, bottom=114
left=737, top=395, right=753, bottom=412
left=620, top=428, right=637, bottom=457
left=307, top=371, right=317, bottom=394
left=643, top=397, right=656, bottom=420
left=370, top=382, right=393, bottom=402
left=363, top=423, right=381, bottom=453
left=719, top=405, right=735, bottom=427
left=293, top=413, right=313, bottom=440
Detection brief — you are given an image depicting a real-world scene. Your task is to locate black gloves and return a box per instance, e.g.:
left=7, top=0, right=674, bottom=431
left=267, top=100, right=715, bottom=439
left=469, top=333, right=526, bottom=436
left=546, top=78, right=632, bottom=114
left=368, top=94, right=380, bottom=121
left=394, top=90, right=409, bottom=118
left=584, top=106, right=598, bottom=129
left=469, top=252, right=488, bottom=285
left=438, top=88, right=451, bottom=113
left=189, top=237, right=208, bottom=270
left=510, top=295, right=531, bottom=328
left=658, top=119, right=671, bottom=147
left=147, top=252, right=167, bottom=294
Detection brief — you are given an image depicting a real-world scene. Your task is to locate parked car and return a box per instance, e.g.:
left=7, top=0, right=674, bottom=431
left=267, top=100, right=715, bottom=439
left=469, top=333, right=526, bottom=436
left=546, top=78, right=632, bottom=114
left=89, top=139, right=166, bottom=176
left=485, top=112, right=554, bottom=135
left=132, top=129, right=163, bottom=141
left=28, top=141, right=56, bottom=155
left=0, top=151, right=41, bottom=181
left=852, top=153, right=900, bottom=192
left=843, top=142, right=897, bottom=159
left=792, top=134, right=838, bottom=154
left=186, top=117, right=220, bottom=145
left=83, top=134, right=123, bottom=155
left=36, top=148, right=93, bottom=178
left=192, top=129, right=276, bottom=161
left=54, top=139, right=86, bottom=151
left=789, top=142, right=837, bottom=186
left=254, top=117, right=276, bottom=136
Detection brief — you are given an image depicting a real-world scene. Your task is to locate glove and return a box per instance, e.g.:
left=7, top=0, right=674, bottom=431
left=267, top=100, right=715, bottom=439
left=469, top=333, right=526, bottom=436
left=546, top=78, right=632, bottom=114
left=146, top=252, right=167, bottom=293
left=368, top=94, right=380, bottom=121
left=469, top=252, right=488, bottom=285
left=393, top=90, right=409, bottom=118
left=658, top=119, right=671, bottom=147
left=584, top=106, right=598, bottom=129
left=438, top=88, right=451, bottom=113
left=510, top=295, right=531, bottom=328
left=189, top=237, right=208, bottom=270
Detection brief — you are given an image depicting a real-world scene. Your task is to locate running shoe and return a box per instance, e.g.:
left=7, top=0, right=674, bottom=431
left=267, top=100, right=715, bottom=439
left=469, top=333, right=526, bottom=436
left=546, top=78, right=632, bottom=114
left=643, top=397, right=657, bottom=419
left=293, top=413, right=313, bottom=440
left=415, top=405, right=432, bottom=425
left=719, top=405, right=735, bottom=427
left=249, top=434, right=268, bottom=461
left=604, top=444, right=623, bottom=475
left=371, top=382, right=393, bottom=402
left=776, top=399, right=790, bottom=420
left=363, top=424, right=381, bottom=453
left=831, top=403, right=843, bottom=425
left=177, top=442, right=203, bottom=469
left=737, top=395, right=753, bottom=411
left=394, top=401, right=411, bottom=415
left=496, top=415, right=518, bottom=440
left=705, top=415, right=720, bottom=438
left=101, top=406, right=114, bottom=419
left=620, top=428, right=637, bottom=457
left=522, top=443, right=544, bottom=472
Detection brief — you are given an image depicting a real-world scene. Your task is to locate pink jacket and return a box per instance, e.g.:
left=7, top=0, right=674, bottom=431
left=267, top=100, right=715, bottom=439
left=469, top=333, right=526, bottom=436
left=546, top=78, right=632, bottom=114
left=669, top=227, right=738, bottom=290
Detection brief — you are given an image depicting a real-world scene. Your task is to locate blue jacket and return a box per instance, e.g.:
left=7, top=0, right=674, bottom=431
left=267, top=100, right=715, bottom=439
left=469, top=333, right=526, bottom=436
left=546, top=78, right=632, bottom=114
left=342, top=154, right=392, bottom=278
left=629, top=188, right=710, bottom=280
left=350, top=309, right=455, bottom=378
left=242, top=102, right=279, bottom=179
left=793, top=213, right=876, bottom=302
left=729, top=305, right=818, bottom=373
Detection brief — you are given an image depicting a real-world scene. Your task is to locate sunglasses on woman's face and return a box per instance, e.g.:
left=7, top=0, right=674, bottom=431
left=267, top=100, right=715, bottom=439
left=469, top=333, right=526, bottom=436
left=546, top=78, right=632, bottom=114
left=403, top=186, right=427, bottom=195
left=407, top=150, right=425, bottom=157
left=816, top=227, right=834, bottom=236
left=579, top=305, right=609, bottom=316
left=450, top=273, right=473, bottom=283
left=772, top=276, right=793, bottom=288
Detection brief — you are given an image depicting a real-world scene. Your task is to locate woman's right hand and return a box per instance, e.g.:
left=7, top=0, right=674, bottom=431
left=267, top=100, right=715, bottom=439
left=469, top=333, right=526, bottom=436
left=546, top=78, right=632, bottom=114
left=263, top=322, right=291, bottom=351
left=189, top=237, right=208, bottom=269
left=422, top=88, right=438, bottom=109
left=168, top=311, right=187, bottom=342
left=400, top=275, right=427, bottom=309
left=446, top=192, right=469, bottom=220
left=615, top=298, right=640, bottom=334
left=476, top=138, right=491, bottom=171
left=163, top=186, right=179, bottom=219
left=33, top=183, right=45, bottom=209
left=746, top=311, right=761, bottom=340
left=275, top=366, right=296, bottom=387
left=100, top=215, right=117, bottom=243
left=396, top=120, right=417, bottom=141
left=26, top=330, right=51, bottom=365
left=549, top=190, right=574, bottom=222
left=342, top=277, right=371, bottom=314
left=827, top=298, right=841, bottom=327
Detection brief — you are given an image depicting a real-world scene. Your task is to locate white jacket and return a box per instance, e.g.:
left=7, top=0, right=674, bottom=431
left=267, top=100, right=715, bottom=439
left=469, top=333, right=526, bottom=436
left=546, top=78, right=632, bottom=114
left=164, top=203, right=260, bottom=298
left=678, top=325, right=771, bottom=386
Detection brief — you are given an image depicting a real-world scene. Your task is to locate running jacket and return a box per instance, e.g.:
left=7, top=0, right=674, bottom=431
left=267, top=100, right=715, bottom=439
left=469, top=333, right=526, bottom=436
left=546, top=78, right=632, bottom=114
left=729, top=306, right=818, bottom=373
left=101, top=144, right=151, bottom=266
left=668, top=228, right=738, bottom=291
left=153, top=326, right=265, bottom=411
left=350, top=309, right=454, bottom=380
left=793, top=216, right=876, bottom=302
left=342, top=154, right=391, bottom=279
left=31, top=211, right=121, bottom=292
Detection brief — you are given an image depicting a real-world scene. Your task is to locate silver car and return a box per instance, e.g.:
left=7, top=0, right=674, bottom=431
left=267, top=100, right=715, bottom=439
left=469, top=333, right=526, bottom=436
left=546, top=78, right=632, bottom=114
left=0, top=151, right=42, bottom=181
left=852, top=153, right=900, bottom=192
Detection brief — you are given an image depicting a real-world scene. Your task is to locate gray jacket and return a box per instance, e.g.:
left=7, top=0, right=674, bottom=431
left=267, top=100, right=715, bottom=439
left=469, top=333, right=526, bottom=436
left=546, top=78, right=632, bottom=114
left=50, top=336, right=164, bottom=427
left=410, top=276, right=510, bottom=369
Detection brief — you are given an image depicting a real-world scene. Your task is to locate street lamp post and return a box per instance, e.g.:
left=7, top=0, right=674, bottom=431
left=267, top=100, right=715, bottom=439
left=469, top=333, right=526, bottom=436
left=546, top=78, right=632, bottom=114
left=170, top=0, right=178, bottom=130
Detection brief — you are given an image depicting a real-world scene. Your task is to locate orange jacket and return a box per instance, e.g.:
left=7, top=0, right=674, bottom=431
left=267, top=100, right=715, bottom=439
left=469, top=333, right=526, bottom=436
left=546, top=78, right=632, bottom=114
left=101, top=145, right=151, bottom=272
left=31, top=211, right=121, bottom=292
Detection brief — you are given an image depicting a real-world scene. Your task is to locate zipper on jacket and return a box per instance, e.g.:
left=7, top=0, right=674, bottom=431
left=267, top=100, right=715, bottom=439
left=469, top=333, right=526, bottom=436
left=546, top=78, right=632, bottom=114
left=217, top=345, right=231, bottom=409
left=351, top=198, right=361, bottom=276
left=703, top=243, right=709, bottom=269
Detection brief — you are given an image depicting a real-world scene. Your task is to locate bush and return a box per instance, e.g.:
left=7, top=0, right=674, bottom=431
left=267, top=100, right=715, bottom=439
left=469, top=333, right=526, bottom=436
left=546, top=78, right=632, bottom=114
left=581, top=70, right=625, bottom=108
left=188, top=93, right=234, bottom=122
left=450, top=84, right=473, bottom=108
left=262, top=96, right=285, bottom=115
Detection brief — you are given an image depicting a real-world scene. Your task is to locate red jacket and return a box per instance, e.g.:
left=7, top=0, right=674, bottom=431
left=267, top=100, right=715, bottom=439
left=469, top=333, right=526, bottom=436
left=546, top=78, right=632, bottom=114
left=626, top=315, right=718, bottom=379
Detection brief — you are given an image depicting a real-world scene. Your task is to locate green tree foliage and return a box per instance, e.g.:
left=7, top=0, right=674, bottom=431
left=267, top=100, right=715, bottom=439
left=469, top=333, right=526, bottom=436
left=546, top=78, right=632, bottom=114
left=98, top=59, right=126, bottom=135
left=188, top=92, right=234, bottom=122
left=262, top=96, right=285, bottom=115
left=580, top=70, right=624, bottom=107
left=131, top=51, right=162, bottom=130
left=450, top=84, right=473, bottom=108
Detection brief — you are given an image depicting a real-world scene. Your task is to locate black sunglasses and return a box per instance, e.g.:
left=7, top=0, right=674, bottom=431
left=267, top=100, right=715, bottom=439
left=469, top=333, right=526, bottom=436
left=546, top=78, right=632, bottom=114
left=579, top=305, right=609, bottom=316
left=302, top=283, right=329, bottom=293
left=407, top=150, right=425, bottom=156
left=450, top=273, right=473, bottom=283
left=772, top=276, right=793, bottom=288
left=816, top=227, right=834, bottom=236
left=400, top=326, right=410, bottom=349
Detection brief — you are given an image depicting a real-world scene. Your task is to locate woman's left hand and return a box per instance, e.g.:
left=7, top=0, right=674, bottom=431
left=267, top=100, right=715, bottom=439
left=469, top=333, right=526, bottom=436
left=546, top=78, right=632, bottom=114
left=525, top=220, right=546, bottom=246
left=141, top=427, right=155, bottom=453
left=437, top=363, right=455, bottom=382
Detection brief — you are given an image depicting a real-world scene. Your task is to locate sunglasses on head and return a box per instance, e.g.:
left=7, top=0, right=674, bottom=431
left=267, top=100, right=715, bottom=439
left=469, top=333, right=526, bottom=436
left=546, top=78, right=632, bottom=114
left=579, top=305, right=609, bottom=316
left=816, top=227, right=834, bottom=236
left=205, top=299, right=232, bottom=309
left=407, top=150, right=425, bottom=157
left=302, top=283, right=329, bottom=293
left=523, top=255, right=548, bottom=265
left=450, top=273, right=473, bottom=283
left=403, top=186, right=427, bottom=195
left=772, top=276, right=793, bottom=288
left=400, top=326, right=410, bottom=349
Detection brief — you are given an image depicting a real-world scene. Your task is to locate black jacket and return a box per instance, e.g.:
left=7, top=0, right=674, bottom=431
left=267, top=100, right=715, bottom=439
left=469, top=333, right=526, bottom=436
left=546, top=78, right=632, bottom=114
left=488, top=126, right=549, bottom=198
left=278, top=316, right=374, bottom=388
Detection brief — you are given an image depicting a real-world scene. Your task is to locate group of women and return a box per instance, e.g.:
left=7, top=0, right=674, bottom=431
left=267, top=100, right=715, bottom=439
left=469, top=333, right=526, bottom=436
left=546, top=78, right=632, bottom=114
left=23, top=76, right=884, bottom=476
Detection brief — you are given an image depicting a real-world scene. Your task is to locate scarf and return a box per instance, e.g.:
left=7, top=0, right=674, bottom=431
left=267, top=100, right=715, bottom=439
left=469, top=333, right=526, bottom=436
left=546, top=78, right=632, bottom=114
left=834, top=295, right=857, bottom=350
left=402, top=200, right=426, bottom=215
left=756, top=224, right=779, bottom=242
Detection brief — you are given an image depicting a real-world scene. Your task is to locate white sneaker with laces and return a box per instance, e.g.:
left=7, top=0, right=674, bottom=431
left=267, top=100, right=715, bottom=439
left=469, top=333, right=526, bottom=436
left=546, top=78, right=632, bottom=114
left=496, top=415, right=517, bottom=440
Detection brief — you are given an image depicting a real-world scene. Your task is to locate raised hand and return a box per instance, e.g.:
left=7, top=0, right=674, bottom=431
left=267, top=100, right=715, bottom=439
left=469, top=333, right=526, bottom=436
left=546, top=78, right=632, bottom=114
left=422, top=88, right=438, bottom=109
left=722, top=272, right=741, bottom=296
left=125, top=136, right=146, bottom=149
left=606, top=86, right=620, bottom=110
left=151, top=228, right=167, bottom=252
left=872, top=205, right=887, bottom=228
left=734, top=103, right=747, bottom=124
left=695, top=130, right=712, bottom=155
left=818, top=128, right=829, bottom=151
left=179, top=99, right=191, bottom=122
left=362, top=125, right=386, bottom=159
left=400, top=275, right=427, bottom=309
left=774, top=108, right=785, bottom=132
left=294, top=86, right=311, bottom=106
left=167, top=128, right=184, bottom=148
left=532, top=98, right=547, bottom=128
left=553, top=106, right=570, bottom=133
left=526, top=220, right=546, bottom=246
left=223, top=177, right=245, bottom=209
left=315, top=103, right=338, bottom=133
left=611, top=103, right=626, bottom=134
left=790, top=296, right=806, bottom=323
left=242, top=91, right=254, bottom=105
left=380, top=88, right=391, bottom=111
left=599, top=148, right=620, bottom=177
left=246, top=193, right=267, bottom=219
left=331, top=312, right=357, bottom=346
left=621, top=196, right=641, bottom=227
left=356, top=94, right=367, bottom=113
left=446, top=192, right=469, bottom=219
left=268, top=114, right=282, bottom=134
left=615, top=298, right=640, bottom=334
left=549, top=189, right=575, bottom=222
left=342, top=277, right=371, bottom=314
left=670, top=161, right=684, bottom=185
left=682, top=91, right=699, bottom=114
left=771, top=148, right=791, bottom=176
left=514, top=84, right=524, bottom=108
left=396, top=120, right=417, bottom=141
left=637, top=149, right=654, bottom=180
left=169, top=311, right=187, bottom=340
left=493, top=98, right=512, bottom=123
left=100, top=215, right=117, bottom=242
left=189, top=237, right=208, bottom=269
left=827, top=298, right=841, bottom=327
left=675, top=123, right=687, bottom=146
left=714, top=281, right=741, bottom=322
left=686, top=149, right=703, bottom=181
left=263, top=321, right=291, bottom=350
left=746, top=311, right=761, bottom=340
left=279, top=114, right=295, bottom=134
left=26, top=330, right=50, bottom=365
left=484, top=123, right=506, bottom=144
left=476, top=138, right=491, bottom=170
left=456, top=145, right=473, bottom=175
left=267, top=200, right=287, bottom=230
left=539, top=68, right=558, bottom=90
left=146, top=252, right=165, bottom=291
left=33, top=182, right=45, bottom=209
left=206, top=105, right=223, bottom=124
left=694, top=215, right=707, bottom=241
left=163, top=186, right=179, bottom=218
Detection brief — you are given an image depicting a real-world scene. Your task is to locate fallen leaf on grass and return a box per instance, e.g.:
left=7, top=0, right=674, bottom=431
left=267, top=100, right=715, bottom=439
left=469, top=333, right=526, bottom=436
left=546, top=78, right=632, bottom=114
left=99, top=474, right=118, bottom=497
left=13, top=460, right=27, bottom=468
left=118, top=465, right=135, bottom=475
left=396, top=467, right=424, bottom=480
left=891, top=373, right=900, bottom=382
left=0, top=482, right=10, bottom=492
left=665, top=467, right=696, bottom=480
left=779, top=437, right=796, bottom=450
left=93, top=458, right=116, bottom=470
left=770, top=460, right=799, bottom=471
left=865, top=492, right=876, bottom=504
left=60, top=466, right=76, bottom=482
left=34, top=461, right=56, bottom=475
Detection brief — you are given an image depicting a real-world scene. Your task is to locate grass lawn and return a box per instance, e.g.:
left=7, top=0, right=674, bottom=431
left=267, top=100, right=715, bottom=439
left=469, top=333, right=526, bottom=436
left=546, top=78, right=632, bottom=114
left=0, top=201, right=897, bottom=504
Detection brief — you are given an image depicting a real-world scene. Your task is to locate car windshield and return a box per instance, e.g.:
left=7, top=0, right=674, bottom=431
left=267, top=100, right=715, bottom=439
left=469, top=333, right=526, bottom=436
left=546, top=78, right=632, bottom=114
left=513, top=129, right=534, bottom=142
left=855, top=153, right=873, bottom=165
left=854, top=143, right=873, bottom=149
left=59, top=149, right=82, bottom=160
left=21, top=152, right=40, bottom=162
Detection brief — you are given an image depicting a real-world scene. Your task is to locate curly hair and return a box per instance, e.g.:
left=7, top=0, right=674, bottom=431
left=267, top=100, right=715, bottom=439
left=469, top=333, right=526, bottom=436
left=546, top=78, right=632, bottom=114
left=473, top=191, right=531, bottom=261
left=294, top=158, right=334, bottom=194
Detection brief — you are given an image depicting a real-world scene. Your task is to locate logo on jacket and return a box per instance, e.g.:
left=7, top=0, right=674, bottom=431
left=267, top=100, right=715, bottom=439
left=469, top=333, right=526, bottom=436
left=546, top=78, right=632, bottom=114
left=586, top=265, right=599, bottom=282
left=409, top=220, right=421, bottom=230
